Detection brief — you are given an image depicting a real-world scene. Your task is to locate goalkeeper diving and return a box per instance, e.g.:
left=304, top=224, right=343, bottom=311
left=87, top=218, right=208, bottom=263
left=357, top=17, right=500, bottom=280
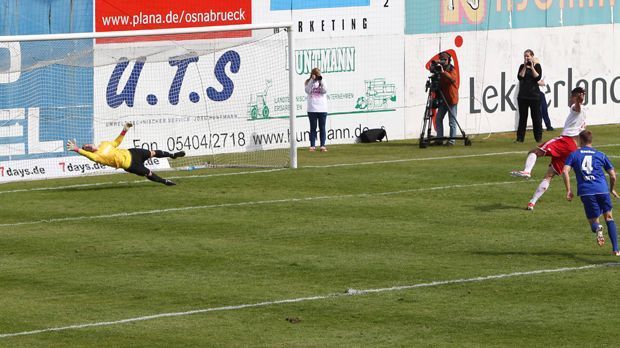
left=66, top=122, right=185, bottom=186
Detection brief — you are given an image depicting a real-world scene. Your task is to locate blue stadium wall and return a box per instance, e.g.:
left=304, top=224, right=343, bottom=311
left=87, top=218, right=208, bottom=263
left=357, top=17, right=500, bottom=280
left=0, top=0, right=93, bottom=161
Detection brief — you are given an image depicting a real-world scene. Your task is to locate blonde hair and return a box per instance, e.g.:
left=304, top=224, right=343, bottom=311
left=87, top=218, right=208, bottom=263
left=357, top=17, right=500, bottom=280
left=305, top=67, right=321, bottom=85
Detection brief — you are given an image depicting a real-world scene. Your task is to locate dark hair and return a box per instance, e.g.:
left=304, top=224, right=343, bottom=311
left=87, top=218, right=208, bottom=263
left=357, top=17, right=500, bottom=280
left=571, top=87, right=586, bottom=95
left=579, top=130, right=593, bottom=145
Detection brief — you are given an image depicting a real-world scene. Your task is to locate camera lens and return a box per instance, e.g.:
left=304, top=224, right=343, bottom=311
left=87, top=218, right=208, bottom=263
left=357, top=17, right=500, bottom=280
left=316, top=75, right=322, bottom=81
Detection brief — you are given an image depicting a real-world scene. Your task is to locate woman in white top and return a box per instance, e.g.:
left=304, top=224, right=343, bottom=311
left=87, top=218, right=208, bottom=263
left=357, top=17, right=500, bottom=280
left=304, top=67, right=328, bottom=152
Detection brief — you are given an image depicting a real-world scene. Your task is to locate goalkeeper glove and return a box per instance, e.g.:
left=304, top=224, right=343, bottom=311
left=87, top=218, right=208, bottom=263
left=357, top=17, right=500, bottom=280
left=66, top=139, right=79, bottom=152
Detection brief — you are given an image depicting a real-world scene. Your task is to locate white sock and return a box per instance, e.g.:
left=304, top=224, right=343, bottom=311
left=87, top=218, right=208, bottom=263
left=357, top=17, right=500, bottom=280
left=523, top=153, right=537, bottom=173
left=530, top=179, right=550, bottom=204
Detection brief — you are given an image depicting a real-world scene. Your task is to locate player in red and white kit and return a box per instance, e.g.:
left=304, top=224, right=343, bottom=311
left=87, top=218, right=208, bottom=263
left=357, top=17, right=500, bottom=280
left=510, top=87, right=586, bottom=210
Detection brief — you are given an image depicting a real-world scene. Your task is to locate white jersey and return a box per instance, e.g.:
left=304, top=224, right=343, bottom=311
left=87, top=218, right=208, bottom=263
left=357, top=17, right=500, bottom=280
left=305, top=80, right=328, bottom=113
left=538, top=74, right=546, bottom=92
left=561, top=104, right=586, bottom=137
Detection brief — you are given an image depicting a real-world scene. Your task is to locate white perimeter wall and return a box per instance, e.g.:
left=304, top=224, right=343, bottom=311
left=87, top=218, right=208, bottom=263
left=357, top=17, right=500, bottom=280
left=404, top=24, right=620, bottom=140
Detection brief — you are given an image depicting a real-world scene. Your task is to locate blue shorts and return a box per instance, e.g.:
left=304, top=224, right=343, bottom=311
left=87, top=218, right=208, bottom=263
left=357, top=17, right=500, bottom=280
left=580, top=194, right=613, bottom=219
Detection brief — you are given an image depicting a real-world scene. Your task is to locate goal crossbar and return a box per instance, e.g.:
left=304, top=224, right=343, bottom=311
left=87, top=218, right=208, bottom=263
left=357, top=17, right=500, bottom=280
left=0, top=23, right=294, bottom=42
left=0, top=23, right=297, bottom=184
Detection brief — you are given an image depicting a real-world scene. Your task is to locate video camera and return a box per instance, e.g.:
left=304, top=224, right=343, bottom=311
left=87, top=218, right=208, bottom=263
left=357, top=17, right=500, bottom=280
left=429, top=60, right=443, bottom=73
left=425, top=60, right=443, bottom=108
left=419, top=53, right=472, bottom=148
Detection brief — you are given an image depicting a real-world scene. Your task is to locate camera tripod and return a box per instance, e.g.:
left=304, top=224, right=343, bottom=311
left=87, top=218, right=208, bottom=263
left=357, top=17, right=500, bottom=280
left=419, top=87, right=471, bottom=148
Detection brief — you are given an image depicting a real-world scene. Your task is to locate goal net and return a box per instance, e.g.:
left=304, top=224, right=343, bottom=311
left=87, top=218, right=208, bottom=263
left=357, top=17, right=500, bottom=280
left=0, top=23, right=296, bottom=183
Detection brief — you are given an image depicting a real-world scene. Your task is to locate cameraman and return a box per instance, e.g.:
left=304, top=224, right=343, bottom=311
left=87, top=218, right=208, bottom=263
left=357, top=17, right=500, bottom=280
left=432, top=51, right=459, bottom=146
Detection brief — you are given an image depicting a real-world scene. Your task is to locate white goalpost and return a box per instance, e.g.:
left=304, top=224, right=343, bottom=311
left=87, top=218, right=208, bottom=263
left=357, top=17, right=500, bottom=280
left=0, top=23, right=296, bottom=183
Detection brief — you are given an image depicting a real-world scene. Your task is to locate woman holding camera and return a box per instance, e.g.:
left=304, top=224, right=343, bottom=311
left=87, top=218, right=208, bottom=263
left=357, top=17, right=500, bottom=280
left=304, top=67, right=328, bottom=152
left=516, top=49, right=543, bottom=143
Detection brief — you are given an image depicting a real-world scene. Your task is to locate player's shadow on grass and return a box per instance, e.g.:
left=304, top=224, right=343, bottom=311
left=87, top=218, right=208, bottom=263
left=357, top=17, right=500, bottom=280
left=472, top=250, right=602, bottom=264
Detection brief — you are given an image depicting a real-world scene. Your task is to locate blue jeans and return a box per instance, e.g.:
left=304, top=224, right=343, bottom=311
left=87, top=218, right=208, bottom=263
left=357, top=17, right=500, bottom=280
left=308, top=112, right=327, bottom=147
left=436, top=103, right=458, bottom=144
left=539, top=91, right=552, bottom=129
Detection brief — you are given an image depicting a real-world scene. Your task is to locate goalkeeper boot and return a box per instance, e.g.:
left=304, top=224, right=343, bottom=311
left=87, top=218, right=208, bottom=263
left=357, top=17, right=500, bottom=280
left=164, top=179, right=176, bottom=186
left=596, top=225, right=605, bottom=246
left=172, top=151, right=186, bottom=159
left=526, top=202, right=535, bottom=211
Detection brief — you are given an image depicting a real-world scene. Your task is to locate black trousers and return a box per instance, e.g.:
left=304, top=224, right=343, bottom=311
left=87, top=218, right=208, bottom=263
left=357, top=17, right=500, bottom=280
left=126, top=148, right=152, bottom=176
left=516, top=98, right=543, bottom=142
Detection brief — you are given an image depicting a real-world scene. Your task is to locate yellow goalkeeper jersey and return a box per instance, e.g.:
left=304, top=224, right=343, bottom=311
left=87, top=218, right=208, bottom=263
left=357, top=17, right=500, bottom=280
left=77, top=134, right=132, bottom=169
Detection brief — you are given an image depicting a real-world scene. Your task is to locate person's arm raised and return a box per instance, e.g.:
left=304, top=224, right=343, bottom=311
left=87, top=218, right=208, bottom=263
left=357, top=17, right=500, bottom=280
left=113, top=122, right=133, bottom=146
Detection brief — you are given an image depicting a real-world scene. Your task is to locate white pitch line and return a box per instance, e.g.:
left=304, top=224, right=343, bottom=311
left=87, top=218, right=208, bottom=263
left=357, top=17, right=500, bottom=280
left=0, top=151, right=518, bottom=195
left=302, top=151, right=525, bottom=168
left=0, top=262, right=617, bottom=339
left=2, top=144, right=619, bottom=195
left=311, top=143, right=620, bottom=169
left=0, top=180, right=527, bottom=228
left=596, top=143, right=620, bottom=149
left=0, top=168, right=287, bottom=195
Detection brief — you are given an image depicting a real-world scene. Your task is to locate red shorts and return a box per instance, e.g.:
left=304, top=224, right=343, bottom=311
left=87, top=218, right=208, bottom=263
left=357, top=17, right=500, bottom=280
left=538, top=136, right=577, bottom=175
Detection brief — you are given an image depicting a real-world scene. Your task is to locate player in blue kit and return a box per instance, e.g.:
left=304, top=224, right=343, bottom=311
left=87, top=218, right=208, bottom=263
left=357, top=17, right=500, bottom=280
left=562, top=130, right=619, bottom=255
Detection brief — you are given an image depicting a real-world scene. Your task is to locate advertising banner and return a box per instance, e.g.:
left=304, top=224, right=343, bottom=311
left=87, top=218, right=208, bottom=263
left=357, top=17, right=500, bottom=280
left=4, top=1, right=620, bottom=184
left=404, top=24, right=620, bottom=138
left=405, top=0, right=619, bottom=34
left=90, top=0, right=406, bottom=155
left=93, top=33, right=292, bottom=156
left=293, top=35, right=404, bottom=143
left=0, top=42, right=94, bottom=162
left=255, top=0, right=402, bottom=37
left=96, top=0, right=252, bottom=32
left=0, top=154, right=170, bottom=184
left=252, top=0, right=406, bottom=144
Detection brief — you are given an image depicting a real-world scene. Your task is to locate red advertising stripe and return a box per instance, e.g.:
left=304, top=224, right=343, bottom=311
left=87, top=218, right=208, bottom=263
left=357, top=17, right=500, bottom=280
left=95, top=0, right=252, bottom=42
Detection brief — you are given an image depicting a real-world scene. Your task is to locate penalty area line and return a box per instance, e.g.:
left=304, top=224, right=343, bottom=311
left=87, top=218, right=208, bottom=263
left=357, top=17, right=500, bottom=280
left=1, top=143, right=619, bottom=196
left=0, top=180, right=528, bottom=228
left=0, top=262, right=618, bottom=339
left=302, top=151, right=525, bottom=168
left=0, top=168, right=287, bottom=195
left=0, top=151, right=523, bottom=195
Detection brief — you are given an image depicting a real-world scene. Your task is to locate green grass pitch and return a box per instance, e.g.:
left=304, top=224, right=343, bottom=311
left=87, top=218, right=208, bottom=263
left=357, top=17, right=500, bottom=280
left=1, top=125, right=619, bottom=347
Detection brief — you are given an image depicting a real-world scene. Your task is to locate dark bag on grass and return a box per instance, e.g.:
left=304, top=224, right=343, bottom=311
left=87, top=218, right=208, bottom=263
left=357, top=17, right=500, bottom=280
left=358, top=128, right=387, bottom=143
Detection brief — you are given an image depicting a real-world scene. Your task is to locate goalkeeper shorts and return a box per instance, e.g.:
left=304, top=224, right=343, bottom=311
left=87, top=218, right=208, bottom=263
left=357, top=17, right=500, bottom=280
left=126, top=148, right=152, bottom=176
